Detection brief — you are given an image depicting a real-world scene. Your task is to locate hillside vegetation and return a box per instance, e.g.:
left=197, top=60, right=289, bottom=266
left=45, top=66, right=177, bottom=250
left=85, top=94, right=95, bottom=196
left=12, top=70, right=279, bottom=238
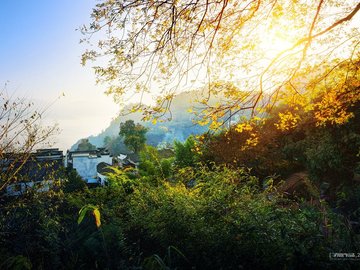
left=1, top=68, right=360, bottom=268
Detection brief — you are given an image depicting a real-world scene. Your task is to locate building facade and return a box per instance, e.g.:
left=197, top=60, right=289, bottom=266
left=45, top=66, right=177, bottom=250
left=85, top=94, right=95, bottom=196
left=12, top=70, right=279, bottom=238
left=66, top=148, right=112, bottom=185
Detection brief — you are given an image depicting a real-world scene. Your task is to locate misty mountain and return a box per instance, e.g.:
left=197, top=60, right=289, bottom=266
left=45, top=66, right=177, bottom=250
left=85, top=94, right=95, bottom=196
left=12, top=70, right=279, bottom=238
left=71, top=91, right=209, bottom=151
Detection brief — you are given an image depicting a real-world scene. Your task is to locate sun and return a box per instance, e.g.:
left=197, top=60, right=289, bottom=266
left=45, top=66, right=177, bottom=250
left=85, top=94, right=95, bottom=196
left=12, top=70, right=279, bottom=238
left=260, top=28, right=296, bottom=57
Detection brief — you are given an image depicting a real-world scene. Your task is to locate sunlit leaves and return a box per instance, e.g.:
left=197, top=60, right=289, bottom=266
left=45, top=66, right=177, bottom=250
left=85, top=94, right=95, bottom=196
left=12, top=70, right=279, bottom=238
left=235, top=122, right=253, bottom=133
left=313, top=83, right=360, bottom=126
left=275, top=111, right=301, bottom=131
left=209, top=120, right=223, bottom=130
left=235, top=121, right=260, bottom=150
left=272, top=55, right=360, bottom=129
left=82, top=0, right=360, bottom=126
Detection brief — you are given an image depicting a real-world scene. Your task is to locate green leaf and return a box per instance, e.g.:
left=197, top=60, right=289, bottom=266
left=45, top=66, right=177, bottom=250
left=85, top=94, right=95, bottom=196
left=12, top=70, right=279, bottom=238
left=77, top=205, right=88, bottom=225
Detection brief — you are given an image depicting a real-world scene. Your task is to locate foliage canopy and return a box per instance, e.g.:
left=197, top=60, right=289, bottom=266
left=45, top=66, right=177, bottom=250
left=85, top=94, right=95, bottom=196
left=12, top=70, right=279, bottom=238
left=82, top=0, right=360, bottom=124
left=119, top=120, right=148, bottom=153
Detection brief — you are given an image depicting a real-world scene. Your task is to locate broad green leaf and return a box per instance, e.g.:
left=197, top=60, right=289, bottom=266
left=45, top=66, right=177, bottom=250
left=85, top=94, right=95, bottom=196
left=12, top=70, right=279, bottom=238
left=77, top=206, right=88, bottom=225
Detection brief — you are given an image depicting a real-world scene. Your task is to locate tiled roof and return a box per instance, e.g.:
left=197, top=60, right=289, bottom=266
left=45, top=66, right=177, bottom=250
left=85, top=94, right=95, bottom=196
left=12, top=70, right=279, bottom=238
left=97, top=162, right=114, bottom=175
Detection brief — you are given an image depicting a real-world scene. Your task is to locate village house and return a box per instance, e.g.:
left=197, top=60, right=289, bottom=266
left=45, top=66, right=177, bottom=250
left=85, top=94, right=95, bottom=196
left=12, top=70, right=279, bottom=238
left=114, top=153, right=140, bottom=169
left=3, top=148, right=64, bottom=196
left=2, top=146, right=143, bottom=196
left=66, top=148, right=113, bottom=186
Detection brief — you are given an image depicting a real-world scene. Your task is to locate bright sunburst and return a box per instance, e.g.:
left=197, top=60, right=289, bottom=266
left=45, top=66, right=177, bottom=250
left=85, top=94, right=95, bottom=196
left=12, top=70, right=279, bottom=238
left=261, top=29, right=295, bottom=55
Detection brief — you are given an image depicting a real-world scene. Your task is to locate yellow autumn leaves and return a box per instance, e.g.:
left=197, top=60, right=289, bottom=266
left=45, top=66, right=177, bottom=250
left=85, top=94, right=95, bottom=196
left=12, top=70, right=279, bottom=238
left=275, top=111, right=300, bottom=131
left=313, top=83, right=360, bottom=126
left=234, top=121, right=260, bottom=150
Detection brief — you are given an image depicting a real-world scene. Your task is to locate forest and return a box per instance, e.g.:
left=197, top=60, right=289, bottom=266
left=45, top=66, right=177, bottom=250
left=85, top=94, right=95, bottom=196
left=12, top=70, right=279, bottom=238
left=1, top=0, right=360, bottom=269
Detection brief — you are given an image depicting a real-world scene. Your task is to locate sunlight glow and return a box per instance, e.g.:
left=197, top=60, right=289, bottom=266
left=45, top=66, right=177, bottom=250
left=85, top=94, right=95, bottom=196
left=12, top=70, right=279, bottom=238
left=261, top=29, right=294, bottom=56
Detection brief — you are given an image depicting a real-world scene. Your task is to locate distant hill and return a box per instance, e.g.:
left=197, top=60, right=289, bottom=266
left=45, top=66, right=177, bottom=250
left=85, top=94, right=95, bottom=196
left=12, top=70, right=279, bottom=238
left=71, top=91, right=209, bottom=151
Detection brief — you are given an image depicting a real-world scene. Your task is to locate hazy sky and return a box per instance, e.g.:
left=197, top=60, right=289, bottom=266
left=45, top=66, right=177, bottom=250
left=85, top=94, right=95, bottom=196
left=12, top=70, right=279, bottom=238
left=0, top=1, right=119, bottom=150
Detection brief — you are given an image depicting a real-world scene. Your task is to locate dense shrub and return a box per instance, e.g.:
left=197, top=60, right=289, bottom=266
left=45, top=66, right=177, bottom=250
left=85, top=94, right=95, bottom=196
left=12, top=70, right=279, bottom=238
left=125, top=166, right=359, bottom=269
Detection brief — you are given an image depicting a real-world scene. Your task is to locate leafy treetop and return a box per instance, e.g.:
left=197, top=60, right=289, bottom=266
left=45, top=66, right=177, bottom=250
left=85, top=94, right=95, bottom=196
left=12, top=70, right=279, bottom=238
left=77, top=139, right=97, bottom=151
left=119, top=120, right=148, bottom=154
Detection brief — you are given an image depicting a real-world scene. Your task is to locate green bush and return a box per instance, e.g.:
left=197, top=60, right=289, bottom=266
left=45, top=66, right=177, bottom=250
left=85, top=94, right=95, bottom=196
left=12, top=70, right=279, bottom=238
left=125, top=165, right=358, bottom=269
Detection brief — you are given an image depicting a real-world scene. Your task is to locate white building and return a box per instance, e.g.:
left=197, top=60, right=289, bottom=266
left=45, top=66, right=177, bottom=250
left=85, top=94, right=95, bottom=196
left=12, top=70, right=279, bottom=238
left=66, top=148, right=112, bottom=185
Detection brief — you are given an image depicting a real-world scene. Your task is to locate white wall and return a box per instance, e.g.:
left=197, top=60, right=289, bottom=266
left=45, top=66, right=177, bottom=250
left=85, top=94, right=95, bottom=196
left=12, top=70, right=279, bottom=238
left=72, top=154, right=112, bottom=183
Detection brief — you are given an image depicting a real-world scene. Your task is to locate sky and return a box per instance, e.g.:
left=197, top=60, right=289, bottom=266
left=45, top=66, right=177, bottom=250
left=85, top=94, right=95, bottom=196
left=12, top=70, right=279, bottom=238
left=0, top=1, right=119, bottom=151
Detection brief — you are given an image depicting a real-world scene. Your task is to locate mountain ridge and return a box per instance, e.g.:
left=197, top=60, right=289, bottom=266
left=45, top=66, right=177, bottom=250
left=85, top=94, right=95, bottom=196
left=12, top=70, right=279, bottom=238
left=70, top=91, right=208, bottom=151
